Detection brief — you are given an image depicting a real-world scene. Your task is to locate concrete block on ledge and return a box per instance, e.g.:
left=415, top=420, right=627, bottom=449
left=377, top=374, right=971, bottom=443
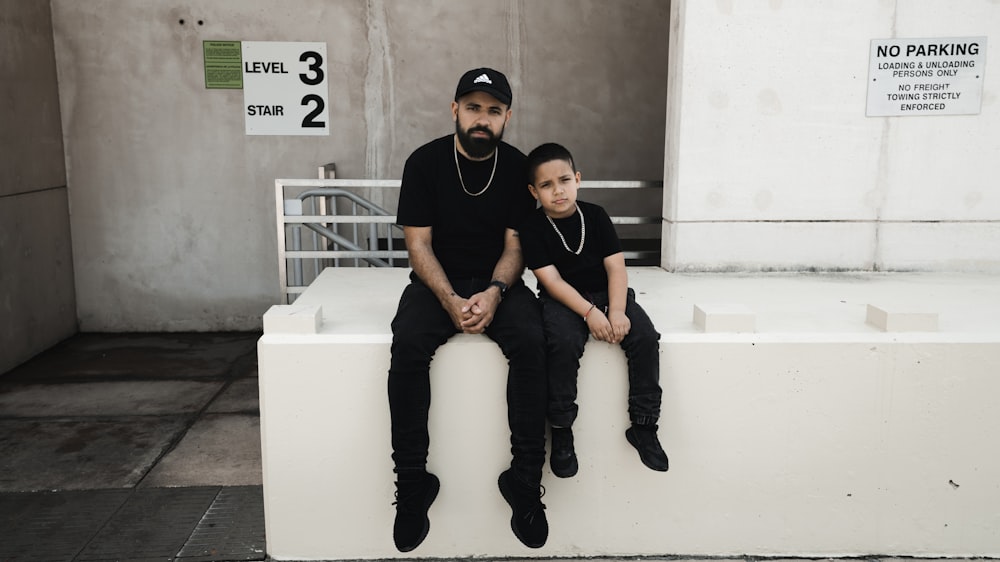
left=263, top=304, right=323, bottom=334
left=866, top=304, right=938, bottom=332
left=693, top=304, right=756, bottom=333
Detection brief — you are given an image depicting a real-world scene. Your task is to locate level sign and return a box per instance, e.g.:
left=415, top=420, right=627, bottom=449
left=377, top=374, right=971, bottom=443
left=242, top=41, right=329, bottom=135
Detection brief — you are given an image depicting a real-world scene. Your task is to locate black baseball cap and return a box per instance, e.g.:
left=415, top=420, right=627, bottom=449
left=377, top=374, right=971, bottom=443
left=454, top=67, right=513, bottom=107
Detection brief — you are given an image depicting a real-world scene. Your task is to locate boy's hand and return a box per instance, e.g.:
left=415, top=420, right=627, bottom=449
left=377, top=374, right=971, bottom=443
left=606, top=310, right=631, bottom=344
left=586, top=309, right=614, bottom=342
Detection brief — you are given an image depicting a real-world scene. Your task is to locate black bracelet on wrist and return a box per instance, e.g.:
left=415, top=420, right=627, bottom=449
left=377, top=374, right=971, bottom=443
left=488, top=279, right=508, bottom=301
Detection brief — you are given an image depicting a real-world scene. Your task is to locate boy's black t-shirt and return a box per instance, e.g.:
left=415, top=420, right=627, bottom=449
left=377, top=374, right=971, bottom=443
left=396, top=135, right=531, bottom=279
left=520, top=200, right=622, bottom=298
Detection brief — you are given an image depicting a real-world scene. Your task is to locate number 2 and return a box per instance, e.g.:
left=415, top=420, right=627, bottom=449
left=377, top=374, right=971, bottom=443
left=301, top=94, right=325, bottom=128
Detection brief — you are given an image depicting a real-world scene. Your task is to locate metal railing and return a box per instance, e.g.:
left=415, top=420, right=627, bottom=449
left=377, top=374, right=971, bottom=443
left=275, top=177, right=662, bottom=303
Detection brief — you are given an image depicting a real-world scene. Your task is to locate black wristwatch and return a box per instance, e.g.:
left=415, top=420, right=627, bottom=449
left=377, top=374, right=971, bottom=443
left=488, top=280, right=508, bottom=300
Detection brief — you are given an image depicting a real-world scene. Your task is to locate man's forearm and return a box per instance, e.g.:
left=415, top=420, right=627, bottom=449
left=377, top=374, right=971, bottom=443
left=491, top=248, right=523, bottom=286
left=490, top=229, right=525, bottom=287
left=404, top=226, right=456, bottom=303
left=409, top=246, right=456, bottom=302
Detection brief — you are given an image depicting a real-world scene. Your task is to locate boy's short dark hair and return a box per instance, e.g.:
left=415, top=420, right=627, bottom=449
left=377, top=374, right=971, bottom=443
left=526, top=143, right=577, bottom=185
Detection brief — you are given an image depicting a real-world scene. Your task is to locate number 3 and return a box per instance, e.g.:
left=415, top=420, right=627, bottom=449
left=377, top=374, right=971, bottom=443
left=299, top=51, right=324, bottom=86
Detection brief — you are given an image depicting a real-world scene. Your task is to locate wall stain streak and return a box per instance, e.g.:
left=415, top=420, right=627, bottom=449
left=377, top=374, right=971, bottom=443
left=870, top=0, right=898, bottom=272
left=506, top=0, right=524, bottom=100
left=364, top=0, right=394, bottom=180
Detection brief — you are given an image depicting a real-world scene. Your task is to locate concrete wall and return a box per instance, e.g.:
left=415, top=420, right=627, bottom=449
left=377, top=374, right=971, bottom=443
left=0, top=0, right=76, bottom=374
left=258, top=268, right=1000, bottom=559
left=664, top=0, right=1000, bottom=272
left=49, top=0, right=670, bottom=332
left=19, top=0, right=997, bottom=337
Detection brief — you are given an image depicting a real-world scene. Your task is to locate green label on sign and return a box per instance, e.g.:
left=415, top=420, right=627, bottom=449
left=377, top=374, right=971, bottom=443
left=204, top=40, right=243, bottom=89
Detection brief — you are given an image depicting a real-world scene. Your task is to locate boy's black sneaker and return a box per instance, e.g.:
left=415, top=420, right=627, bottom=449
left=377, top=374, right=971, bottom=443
left=498, top=469, right=548, bottom=548
left=550, top=427, right=578, bottom=478
left=625, top=424, right=669, bottom=472
left=392, top=471, right=440, bottom=552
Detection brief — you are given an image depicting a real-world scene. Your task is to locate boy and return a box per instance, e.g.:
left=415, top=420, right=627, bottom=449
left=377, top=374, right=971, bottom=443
left=519, top=142, right=668, bottom=477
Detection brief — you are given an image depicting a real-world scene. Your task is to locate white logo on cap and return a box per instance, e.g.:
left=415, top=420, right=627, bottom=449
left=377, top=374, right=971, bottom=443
left=473, top=73, right=493, bottom=85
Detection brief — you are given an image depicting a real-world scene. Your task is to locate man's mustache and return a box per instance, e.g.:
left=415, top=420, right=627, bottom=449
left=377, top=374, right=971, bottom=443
left=468, top=126, right=494, bottom=138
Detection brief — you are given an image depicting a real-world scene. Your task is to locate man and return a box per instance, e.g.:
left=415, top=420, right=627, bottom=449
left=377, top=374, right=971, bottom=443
left=388, top=67, right=548, bottom=551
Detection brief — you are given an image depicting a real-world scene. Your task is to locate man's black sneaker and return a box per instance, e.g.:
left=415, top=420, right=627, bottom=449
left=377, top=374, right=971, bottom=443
left=625, top=424, right=670, bottom=472
left=550, top=427, right=578, bottom=478
left=498, top=469, right=548, bottom=548
left=392, top=471, right=440, bottom=552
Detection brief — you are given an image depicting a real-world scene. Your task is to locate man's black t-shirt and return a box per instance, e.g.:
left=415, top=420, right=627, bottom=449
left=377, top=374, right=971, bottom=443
left=397, top=135, right=531, bottom=279
left=520, top=200, right=622, bottom=298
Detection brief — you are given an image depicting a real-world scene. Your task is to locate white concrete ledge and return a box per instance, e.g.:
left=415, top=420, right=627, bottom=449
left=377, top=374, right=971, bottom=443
left=262, top=304, right=322, bottom=334
left=258, top=267, right=1000, bottom=560
left=866, top=304, right=939, bottom=332
left=693, top=303, right=755, bottom=332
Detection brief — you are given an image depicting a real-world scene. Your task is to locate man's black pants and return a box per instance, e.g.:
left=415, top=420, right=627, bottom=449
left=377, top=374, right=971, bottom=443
left=388, top=276, right=547, bottom=486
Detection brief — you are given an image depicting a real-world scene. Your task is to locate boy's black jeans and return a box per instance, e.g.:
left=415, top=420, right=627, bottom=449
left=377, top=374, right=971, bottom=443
left=541, top=288, right=662, bottom=428
left=387, top=276, right=547, bottom=487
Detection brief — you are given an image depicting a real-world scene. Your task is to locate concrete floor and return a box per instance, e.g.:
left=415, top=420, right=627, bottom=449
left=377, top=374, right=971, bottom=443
left=0, top=332, right=265, bottom=561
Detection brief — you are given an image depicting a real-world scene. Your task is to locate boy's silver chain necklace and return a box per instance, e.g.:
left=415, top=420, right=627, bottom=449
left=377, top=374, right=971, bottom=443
left=547, top=204, right=585, bottom=255
left=454, top=136, right=497, bottom=197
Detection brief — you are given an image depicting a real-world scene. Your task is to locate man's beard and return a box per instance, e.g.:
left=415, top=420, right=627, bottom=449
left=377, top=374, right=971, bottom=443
left=455, top=122, right=504, bottom=159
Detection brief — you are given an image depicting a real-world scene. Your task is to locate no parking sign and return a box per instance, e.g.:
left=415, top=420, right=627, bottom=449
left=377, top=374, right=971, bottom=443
left=866, top=36, right=986, bottom=117
left=241, top=41, right=329, bottom=136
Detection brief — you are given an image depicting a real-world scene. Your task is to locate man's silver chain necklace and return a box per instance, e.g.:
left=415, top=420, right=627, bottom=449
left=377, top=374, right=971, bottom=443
left=547, top=204, right=585, bottom=255
left=454, top=136, right=497, bottom=197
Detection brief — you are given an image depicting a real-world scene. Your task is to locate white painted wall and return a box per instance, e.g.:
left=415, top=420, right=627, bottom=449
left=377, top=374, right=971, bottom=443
left=663, top=0, right=1000, bottom=272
